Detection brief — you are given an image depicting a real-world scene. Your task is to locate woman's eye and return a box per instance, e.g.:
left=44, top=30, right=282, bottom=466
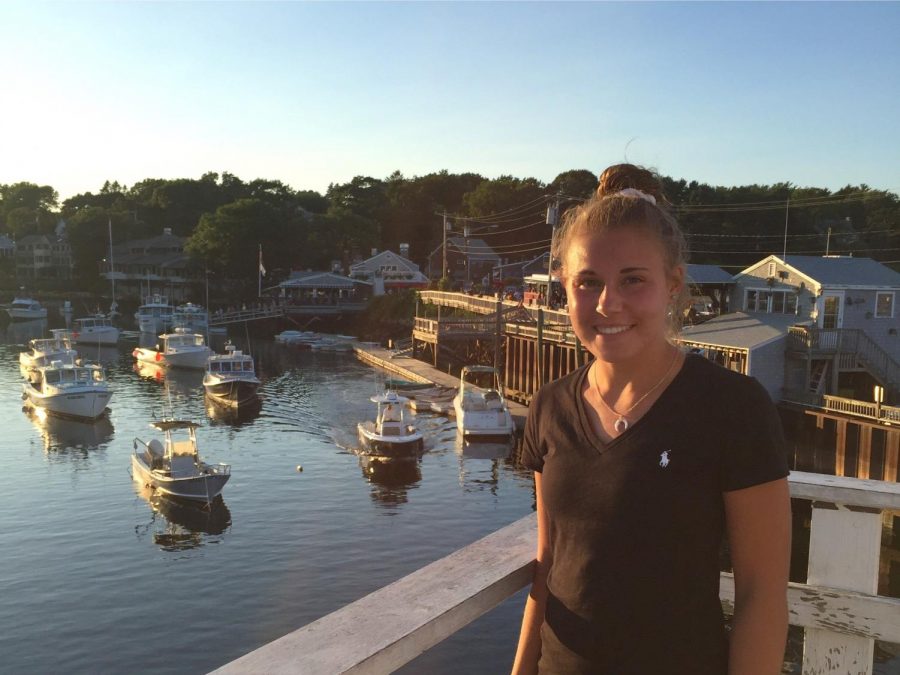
left=623, top=276, right=644, bottom=286
left=576, top=279, right=602, bottom=290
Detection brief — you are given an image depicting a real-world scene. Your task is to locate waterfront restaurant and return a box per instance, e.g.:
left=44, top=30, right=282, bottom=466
left=270, top=270, right=372, bottom=315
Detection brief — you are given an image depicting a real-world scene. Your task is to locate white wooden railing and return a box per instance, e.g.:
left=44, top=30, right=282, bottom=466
left=824, top=395, right=900, bottom=424
left=211, top=472, right=900, bottom=675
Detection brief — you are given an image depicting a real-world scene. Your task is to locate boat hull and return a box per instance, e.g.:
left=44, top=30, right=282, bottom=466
left=7, top=309, right=48, bottom=321
left=357, top=423, right=423, bottom=459
left=24, top=385, right=112, bottom=420
left=73, top=328, right=119, bottom=346
left=131, top=453, right=230, bottom=502
left=204, top=379, right=260, bottom=407
left=453, top=399, right=515, bottom=437
left=133, top=347, right=211, bottom=369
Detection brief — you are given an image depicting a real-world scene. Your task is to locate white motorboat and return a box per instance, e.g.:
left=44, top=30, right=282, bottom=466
left=357, top=391, right=423, bottom=458
left=22, top=360, right=112, bottom=420
left=132, top=328, right=212, bottom=369
left=452, top=366, right=515, bottom=437
left=73, top=315, right=119, bottom=346
left=171, top=302, right=225, bottom=335
left=132, top=420, right=230, bottom=503
left=310, top=334, right=355, bottom=352
left=19, top=330, right=78, bottom=374
left=6, top=297, right=47, bottom=321
left=203, top=343, right=261, bottom=408
left=274, top=330, right=319, bottom=347
left=135, top=294, right=174, bottom=334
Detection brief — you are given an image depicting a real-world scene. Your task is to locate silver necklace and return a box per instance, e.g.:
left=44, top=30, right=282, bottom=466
left=592, top=349, right=681, bottom=434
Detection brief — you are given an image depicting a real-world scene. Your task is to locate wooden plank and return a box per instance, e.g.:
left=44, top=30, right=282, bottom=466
left=835, top=419, right=847, bottom=476
left=886, top=431, right=899, bottom=483
left=211, top=515, right=537, bottom=675
left=719, top=575, right=900, bottom=643
left=788, top=471, right=900, bottom=511
left=859, top=426, right=873, bottom=480
left=803, top=505, right=882, bottom=674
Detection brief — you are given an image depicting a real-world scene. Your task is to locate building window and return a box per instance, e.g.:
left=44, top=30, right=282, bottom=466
left=876, top=292, right=894, bottom=318
left=767, top=262, right=776, bottom=277
left=745, top=289, right=797, bottom=314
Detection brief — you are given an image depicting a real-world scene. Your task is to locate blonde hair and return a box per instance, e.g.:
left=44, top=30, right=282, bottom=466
left=553, top=163, right=690, bottom=337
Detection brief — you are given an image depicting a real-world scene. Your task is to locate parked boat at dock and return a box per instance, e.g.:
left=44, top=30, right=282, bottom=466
left=19, top=330, right=77, bottom=375
left=22, top=360, right=112, bottom=420
left=452, top=366, right=514, bottom=438
left=73, top=315, right=119, bottom=347
left=135, top=294, right=174, bottom=334
left=357, top=391, right=423, bottom=458
left=131, top=420, right=231, bottom=503
left=6, top=297, right=47, bottom=321
left=132, top=328, right=212, bottom=370
left=203, top=343, right=260, bottom=408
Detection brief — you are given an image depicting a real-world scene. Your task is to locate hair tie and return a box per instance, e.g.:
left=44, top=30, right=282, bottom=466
left=615, top=188, right=657, bottom=206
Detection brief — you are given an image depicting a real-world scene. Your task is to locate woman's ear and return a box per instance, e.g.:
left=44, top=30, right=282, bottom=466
left=669, top=265, right=685, bottom=297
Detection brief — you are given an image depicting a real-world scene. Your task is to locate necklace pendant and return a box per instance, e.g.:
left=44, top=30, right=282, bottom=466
left=614, top=416, right=628, bottom=434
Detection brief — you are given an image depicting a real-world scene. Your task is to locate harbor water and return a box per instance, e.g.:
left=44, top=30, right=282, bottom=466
left=2, top=318, right=897, bottom=673
left=0, top=319, right=533, bottom=674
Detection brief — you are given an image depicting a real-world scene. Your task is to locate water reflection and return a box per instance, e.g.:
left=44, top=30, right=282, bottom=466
left=205, top=394, right=262, bottom=427
left=133, top=361, right=204, bottom=398
left=6, top=318, right=47, bottom=345
left=134, top=482, right=232, bottom=551
left=23, top=405, right=115, bottom=453
left=454, top=433, right=515, bottom=460
left=358, top=455, right=422, bottom=508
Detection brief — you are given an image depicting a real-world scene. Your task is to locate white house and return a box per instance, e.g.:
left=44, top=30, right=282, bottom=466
left=349, top=250, right=429, bottom=295
left=678, top=255, right=900, bottom=403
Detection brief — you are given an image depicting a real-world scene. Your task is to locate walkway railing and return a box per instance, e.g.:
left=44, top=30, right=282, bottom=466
left=211, top=472, right=900, bottom=675
left=824, top=394, right=900, bottom=424
left=418, top=290, right=570, bottom=326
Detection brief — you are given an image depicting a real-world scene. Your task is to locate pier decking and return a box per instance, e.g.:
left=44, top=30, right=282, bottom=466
left=212, top=473, right=900, bottom=675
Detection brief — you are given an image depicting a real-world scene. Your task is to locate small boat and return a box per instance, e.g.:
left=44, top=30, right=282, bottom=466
left=357, top=391, right=423, bottom=458
left=22, top=360, right=112, bottom=420
left=132, top=420, right=231, bottom=503
left=172, top=302, right=225, bottom=336
left=310, top=334, right=355, bottom=352
left=6, top=297, right=47, bottom=321
left=134, top=293, right=174, bottom=334
left=452, top=366, right=515, bottom=438
left=132, top=328, right=212, bottom=369
left=274, top=330, right=320, bottom=347
left=19, top=330, right=78, bottom=374
left=203, top=343, right=261, bottom=408
left=72, top=314, right=120, bottom=346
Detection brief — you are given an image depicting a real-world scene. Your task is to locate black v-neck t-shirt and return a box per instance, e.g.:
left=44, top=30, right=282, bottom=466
left=521, top=354, right=789, bottom=675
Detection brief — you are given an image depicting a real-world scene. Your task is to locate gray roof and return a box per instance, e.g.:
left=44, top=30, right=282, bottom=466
left=678, top=311, right=809, bottom=351
left=685, top=264, right=733, bottom=285
left=780, top=256, right=900, bottom=288
left=447, top=236, right=499, bottom=262
left=280, top=271, right=372, bottom=289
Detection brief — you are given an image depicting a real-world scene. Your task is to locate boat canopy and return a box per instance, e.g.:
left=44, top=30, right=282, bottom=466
left=151, top=420, right=201, bottom=431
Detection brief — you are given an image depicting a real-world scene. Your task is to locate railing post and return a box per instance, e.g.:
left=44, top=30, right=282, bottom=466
left=802, top=503, right=882, bottom=675
left=536, top=309, right=544, bottom=388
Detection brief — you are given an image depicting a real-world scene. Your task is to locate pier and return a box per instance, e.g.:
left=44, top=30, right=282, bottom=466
left=212, top=473, right=900, bottom=675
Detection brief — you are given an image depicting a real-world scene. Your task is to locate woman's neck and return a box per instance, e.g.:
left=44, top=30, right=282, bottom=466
left=591, top=342, right=679, bottom=398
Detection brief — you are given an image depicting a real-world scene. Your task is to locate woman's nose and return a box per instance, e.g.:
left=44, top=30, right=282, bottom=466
left=596, top=286, right=620, bottom=314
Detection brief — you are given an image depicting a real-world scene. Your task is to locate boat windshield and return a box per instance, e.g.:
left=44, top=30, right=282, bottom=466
left=463, top=370, right=499, bottom=390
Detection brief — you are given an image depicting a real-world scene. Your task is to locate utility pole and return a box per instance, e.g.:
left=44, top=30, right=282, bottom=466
left=782, top=195, right=790, bottom=261
left=545, top=193, right=561, bottom=308
left=442, top=211, right=449, bottom=282
left=825, top=227, right=832, bottom=256
left=464, top=222, right=471, bottom=288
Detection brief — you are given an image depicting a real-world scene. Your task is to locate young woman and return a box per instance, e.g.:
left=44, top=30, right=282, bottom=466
left=512, top=164, right=791, bottom=675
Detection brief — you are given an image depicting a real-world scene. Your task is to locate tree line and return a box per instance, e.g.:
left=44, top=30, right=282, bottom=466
left=1, top=168, right=897, bottom=289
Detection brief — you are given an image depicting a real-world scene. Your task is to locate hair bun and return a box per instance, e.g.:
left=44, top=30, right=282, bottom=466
left=597, top=164, right=667, bottom=206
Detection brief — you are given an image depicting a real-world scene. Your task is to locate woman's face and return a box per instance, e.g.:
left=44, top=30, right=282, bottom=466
left=562, top=228, right=683, bottom=365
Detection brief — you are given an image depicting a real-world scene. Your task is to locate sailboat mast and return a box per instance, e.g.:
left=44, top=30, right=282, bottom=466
left=108, top=218, right=117, bottom=314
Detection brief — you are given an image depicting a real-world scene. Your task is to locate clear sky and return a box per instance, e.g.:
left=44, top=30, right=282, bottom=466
left=2, top=1, right=898, bottom=202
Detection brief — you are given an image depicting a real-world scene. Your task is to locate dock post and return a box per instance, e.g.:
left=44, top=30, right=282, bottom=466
left=494, top=294, right=501, bottom=377
left=537, top=308, right=544, bottom=388
left=803, top=502, right=882, bottom=675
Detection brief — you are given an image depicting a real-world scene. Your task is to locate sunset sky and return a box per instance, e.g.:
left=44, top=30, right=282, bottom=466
left=2, top=1, right=898, bottom=200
